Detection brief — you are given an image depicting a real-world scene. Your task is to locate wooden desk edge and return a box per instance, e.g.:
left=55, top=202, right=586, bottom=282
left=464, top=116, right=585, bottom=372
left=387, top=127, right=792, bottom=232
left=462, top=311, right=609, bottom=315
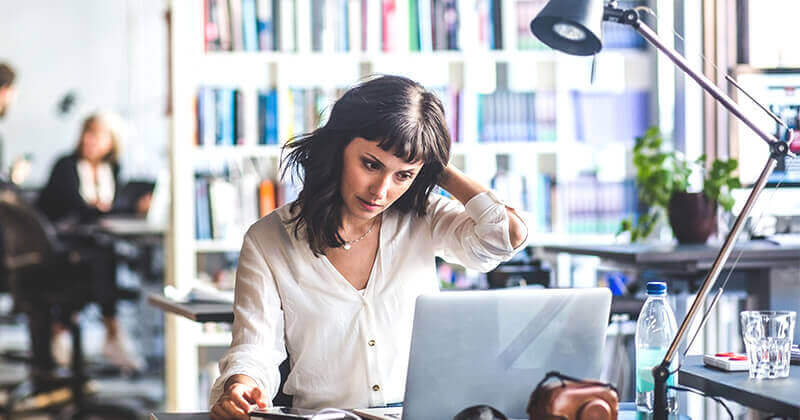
left=147, top=293, right=199, bottom=322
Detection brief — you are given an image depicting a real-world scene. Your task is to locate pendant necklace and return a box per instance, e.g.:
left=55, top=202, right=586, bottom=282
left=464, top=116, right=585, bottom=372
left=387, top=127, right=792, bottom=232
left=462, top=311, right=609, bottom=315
left=342, top=219, right=377, bottom=250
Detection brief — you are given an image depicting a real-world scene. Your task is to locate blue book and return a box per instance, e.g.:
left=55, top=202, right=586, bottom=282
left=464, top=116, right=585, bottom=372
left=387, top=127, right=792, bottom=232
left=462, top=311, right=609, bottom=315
left=215, top=88, right=236, bottom=145
left=195, top=177, right=213, bottom=239
left=573, top=90, right=650, bottom=145
left=265, top=90, right=278, bottom=144
left=256, top=0, right=274, bottom=50
left=258, top=90, right=279, bottom=145
left=258, top=92, right=267, bottom=145
left=242, top=0, right=259, bottom=51
left=197, top=87, right=207, bottom=145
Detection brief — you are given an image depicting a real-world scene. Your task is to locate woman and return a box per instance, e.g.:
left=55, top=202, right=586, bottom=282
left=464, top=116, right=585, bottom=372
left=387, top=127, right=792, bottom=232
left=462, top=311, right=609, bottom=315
left=36, top=112, right=144, bottom=372
left=210, top=75, right=527, bottom=419
left=37, top=112, right=122, bottom=224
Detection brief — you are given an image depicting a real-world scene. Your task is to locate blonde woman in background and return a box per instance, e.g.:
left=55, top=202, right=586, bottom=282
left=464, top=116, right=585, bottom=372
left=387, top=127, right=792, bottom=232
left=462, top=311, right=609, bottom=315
left=37, top=111, right=145, bottom=372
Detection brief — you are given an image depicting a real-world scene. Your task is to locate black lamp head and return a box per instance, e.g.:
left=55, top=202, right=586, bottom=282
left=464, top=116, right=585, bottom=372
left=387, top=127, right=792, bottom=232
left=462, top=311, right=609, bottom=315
left=530, top=0, right=605, bottom=56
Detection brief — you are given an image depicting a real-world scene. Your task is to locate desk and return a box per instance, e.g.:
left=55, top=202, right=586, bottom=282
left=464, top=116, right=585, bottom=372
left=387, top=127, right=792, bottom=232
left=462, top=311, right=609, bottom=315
left=149, top=407, right=678, bottom=420
left=147, top=293, right=233, bottom=323
left=540, top=241, right=800, bottom=273
left=147, top=291, right=643, bottom=324
left=538, top=241, right=800, bottom=342
left=150, top=413, right=210, bottom=420
left=97, top=216, right=165, bottom=239
left=679, top=355, right=800, bottom=417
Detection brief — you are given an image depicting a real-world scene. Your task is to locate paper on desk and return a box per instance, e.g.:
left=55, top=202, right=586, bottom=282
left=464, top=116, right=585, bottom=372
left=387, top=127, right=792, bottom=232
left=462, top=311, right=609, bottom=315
left=765, top=234, right=800, bottom=246
left=163, top=283, right=234, bottom=303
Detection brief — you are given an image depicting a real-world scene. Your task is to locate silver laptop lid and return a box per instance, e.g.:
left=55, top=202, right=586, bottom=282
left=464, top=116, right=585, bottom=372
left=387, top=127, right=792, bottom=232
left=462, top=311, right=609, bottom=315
left=403, top=287, right=612, bottom=420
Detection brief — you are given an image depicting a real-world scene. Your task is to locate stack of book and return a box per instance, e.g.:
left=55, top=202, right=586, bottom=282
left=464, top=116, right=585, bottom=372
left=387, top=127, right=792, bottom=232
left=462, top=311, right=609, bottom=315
left=477, top=90, right=556, bottom=143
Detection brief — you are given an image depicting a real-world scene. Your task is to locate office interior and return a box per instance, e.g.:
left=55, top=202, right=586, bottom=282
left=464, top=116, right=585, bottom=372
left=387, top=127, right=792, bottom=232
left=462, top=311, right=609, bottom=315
left=0, top=0, right=798, bottom=419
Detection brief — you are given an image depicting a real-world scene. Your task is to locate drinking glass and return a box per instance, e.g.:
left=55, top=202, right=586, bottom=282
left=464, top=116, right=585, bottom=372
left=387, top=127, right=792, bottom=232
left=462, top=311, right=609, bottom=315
left=740, top=310, right=796, bottom=379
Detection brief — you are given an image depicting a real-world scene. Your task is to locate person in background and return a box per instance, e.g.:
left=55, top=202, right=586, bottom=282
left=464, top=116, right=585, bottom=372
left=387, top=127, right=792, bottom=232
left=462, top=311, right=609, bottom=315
left=0, top=62, right=32, bottom=186
left=0, top=62, right=18, bottom=300
left=0, top=63, right=16, bottom=120
left=209, top=75, right=528, bottom=419
left=37, top=112, right=123, bottom=224
left=36, top=111, right=144, bottom=372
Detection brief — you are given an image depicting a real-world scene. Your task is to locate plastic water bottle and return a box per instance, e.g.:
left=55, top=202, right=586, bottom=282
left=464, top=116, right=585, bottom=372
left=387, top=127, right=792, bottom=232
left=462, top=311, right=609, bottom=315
left=635, top=281, right=678, bottom=413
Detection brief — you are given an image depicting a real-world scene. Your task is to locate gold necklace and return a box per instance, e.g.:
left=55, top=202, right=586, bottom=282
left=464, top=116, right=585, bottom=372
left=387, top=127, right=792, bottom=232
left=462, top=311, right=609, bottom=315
left=342, top=219, right=377, bottom=250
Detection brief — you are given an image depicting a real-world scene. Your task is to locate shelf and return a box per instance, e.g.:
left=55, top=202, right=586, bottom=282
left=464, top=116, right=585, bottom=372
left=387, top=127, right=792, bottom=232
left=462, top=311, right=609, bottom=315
left=529, top=232, right=620, bottom=247
left=199, top=48, right=650, bottom=76
left=195, top=239, right=244, bottom=253
left=192, top=145, right=282, bottom=159
left=203, top=49, right=558, bottom=64
left=452, top=141, right=560, bottom=155
left=203, top=48, right=648, bottom=62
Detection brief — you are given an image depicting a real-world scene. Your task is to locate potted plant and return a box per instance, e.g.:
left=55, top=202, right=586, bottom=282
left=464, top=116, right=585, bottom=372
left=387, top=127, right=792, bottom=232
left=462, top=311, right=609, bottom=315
left=618, top=126, right=741, bottom=243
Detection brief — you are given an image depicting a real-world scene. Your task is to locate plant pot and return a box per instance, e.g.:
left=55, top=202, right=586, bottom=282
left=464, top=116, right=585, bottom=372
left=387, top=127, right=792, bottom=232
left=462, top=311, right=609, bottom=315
left=668, top=192, right=717, bottom=244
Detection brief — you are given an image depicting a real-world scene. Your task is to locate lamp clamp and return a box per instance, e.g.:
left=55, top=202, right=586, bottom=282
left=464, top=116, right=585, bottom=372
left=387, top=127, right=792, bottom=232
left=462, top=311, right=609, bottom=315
left=602, top=3, right=638, bottom=25
left=773, top=128, right=798, bottom=159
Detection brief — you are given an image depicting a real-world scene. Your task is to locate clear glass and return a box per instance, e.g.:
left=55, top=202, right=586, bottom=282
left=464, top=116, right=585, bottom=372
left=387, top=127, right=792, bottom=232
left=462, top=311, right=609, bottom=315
left=740, top=310, right=796, bottom=379
left=635, top=294, right=678, bottom=413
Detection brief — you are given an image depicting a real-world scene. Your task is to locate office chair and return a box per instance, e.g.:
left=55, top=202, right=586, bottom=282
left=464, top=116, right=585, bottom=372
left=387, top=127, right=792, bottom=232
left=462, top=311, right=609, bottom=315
left=274, top=359, right=292, bottom=407
left=0, top=189, right=141, bottom=419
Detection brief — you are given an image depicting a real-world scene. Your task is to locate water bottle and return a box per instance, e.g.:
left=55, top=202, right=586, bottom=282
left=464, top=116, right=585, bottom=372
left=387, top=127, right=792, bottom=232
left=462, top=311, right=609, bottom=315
left=635, top=281, right=678, bottom=413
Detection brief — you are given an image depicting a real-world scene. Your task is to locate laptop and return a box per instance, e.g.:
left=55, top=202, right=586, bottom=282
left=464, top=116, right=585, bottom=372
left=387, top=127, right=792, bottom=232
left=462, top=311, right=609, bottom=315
left=99, top=169, right=169, bottom=235
left=363, top=287, right=612, bottom=420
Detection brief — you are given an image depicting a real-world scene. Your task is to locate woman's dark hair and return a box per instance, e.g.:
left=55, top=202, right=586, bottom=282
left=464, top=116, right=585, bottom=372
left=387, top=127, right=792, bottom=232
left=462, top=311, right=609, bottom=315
left=282, top=74, right=451, bottom=255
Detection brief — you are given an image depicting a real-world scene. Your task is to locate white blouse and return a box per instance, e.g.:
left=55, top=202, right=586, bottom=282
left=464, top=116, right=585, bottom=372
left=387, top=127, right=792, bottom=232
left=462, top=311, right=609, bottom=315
left=209, top=192, right=527, bottom=409
left=76, top=159, right=115, bottom=208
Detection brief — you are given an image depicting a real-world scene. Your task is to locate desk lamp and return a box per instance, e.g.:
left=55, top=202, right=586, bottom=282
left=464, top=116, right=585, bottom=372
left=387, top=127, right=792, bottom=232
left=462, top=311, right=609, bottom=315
left=529, top=1, right=797, bottom=419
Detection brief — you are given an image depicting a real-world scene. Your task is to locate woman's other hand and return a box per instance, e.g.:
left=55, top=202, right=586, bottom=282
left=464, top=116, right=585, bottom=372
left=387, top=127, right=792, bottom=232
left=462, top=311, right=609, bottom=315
left=210, top=375, right=269, bottom=420
left=135, top=192, right=152, bottom=215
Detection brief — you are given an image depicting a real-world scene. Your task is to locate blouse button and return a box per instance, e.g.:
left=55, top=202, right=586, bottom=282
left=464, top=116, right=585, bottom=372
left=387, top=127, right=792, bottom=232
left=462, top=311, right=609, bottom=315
left=372, top=384, right=381, bottom=391
left=368, top=339, right=376, bottom=347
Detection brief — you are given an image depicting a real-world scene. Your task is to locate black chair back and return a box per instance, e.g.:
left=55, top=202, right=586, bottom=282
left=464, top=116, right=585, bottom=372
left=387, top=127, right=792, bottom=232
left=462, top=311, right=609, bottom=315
left=0, top=189, right=59, bottom=273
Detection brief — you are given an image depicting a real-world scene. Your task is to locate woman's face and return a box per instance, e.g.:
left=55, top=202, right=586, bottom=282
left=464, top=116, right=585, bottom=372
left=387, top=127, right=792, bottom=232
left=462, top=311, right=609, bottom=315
left=340, top=137, right=423, bottom=223
left=81, top=120, right=113, bottom=163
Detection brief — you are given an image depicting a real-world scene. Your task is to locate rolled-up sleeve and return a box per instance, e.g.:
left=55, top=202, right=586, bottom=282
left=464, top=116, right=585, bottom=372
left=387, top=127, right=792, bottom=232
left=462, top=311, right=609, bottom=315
left=208, top=230, right=287, bottom=407
left=428, top=191, right=528, bottom=272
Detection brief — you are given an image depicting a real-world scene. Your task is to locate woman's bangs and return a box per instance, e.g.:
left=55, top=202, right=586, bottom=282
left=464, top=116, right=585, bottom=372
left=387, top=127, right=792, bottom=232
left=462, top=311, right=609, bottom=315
left=375, top=127, right=438, bottom=165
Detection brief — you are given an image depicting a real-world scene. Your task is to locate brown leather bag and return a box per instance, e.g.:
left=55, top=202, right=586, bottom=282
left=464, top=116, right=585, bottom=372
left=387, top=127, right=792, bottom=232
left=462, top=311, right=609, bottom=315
left=527, top=372, right=619, bottom=420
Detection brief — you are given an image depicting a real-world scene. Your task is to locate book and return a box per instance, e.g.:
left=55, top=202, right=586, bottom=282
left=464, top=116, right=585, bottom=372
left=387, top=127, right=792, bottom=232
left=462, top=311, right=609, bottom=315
left=208, top=177, right=239, bottom=240
left=256, top=0, right=275, bottom=50
left=242, top=0, right=259, bottom=51
left=195, top=177, right=213, bottom=239
left=259, top=179, right=277, bottom=216
left=215, top=0, right=232, bottom=50
left=229, top=0, right=245, bottom=50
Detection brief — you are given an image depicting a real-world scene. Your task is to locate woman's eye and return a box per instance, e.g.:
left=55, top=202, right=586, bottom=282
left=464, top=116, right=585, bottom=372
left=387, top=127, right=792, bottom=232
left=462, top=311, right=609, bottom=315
left=397, top=173, right=413, bottom=181
left=363, top=160, right=378, bottom=170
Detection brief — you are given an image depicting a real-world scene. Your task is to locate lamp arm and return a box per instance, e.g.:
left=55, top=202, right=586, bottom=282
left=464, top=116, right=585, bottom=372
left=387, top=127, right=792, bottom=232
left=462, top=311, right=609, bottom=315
left=652, top=151, right=779, bottom=420
left=608, top=7, right=781, bottom=147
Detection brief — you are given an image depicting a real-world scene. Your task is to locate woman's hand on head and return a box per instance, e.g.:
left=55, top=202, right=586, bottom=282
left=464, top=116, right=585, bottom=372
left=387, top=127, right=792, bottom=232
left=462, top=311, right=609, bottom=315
left=210, top=379, right=269, bottom=420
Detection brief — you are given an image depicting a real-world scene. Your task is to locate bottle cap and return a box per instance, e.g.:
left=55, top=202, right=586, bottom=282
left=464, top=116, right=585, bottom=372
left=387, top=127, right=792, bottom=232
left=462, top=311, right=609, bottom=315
left=646, top=281, right=667, bottom=295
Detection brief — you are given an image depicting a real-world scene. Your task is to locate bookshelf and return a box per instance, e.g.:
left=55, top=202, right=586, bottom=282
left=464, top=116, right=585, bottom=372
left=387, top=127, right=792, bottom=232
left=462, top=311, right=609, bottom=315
left=167, top=0, right=659, bottom=410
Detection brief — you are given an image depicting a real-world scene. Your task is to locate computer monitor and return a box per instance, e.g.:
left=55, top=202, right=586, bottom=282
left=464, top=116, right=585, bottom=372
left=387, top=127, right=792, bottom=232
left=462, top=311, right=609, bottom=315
left=734, top=67, right=800, bottom=186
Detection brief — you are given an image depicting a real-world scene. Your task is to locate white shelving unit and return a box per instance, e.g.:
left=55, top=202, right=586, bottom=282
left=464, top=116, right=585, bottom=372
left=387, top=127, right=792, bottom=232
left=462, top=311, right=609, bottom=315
left=167, top=0, right=659, bottom=410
